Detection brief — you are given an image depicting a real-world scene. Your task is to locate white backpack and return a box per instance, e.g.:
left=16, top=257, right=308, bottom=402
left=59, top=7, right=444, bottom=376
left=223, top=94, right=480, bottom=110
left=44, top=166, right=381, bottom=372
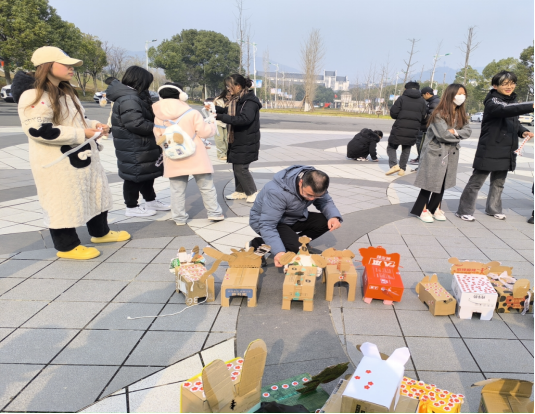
left=155, top=109, right=196, bottom=160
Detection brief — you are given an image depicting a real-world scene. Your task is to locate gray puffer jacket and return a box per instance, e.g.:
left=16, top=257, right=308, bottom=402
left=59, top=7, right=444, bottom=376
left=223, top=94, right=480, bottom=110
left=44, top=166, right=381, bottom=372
left=414, top=116, right=471, bottom=193
left=249, top=165, right=342, bottom=255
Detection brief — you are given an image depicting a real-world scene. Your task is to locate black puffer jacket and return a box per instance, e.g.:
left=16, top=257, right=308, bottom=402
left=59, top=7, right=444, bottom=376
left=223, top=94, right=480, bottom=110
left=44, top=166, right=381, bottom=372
left=347, top=128, right=382, bottom=160
left=421, top=94, right=441, bottom=131
left=106, top=81, right=163, bottom=182
left=216, top=91, right=262, bottom=164
left=473, top=90, right=531, bottom=172
left=388, top=89, right=428, bottom=146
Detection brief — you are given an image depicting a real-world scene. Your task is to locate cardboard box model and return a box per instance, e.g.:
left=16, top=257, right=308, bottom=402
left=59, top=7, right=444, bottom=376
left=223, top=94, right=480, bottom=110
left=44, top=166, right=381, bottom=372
left=340, top=342, right=411, bottom=413
left=322, top=248, right=358, bottom=302
left=180, top=339, right=267, bottom=413
left=203, top=245, right=269, bottom=307
left=359, top=246, right=404, bottom=305
left=401, top=376, right=464, bottom=413
left=449, top=258, right=498, bottom=320
left=472, top=378, right=534, bottom=413
left=279, top=237, right=327, bottom=312
left=170, top=247, right=215, bottom=306
left=415, top=274, right=457, bottom=316
left=486, top=263, right=533, bottom=314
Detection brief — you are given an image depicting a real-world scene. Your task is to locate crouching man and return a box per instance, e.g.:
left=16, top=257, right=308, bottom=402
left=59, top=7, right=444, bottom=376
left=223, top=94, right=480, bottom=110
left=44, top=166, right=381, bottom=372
left=248, top=165, right=342, bottom=267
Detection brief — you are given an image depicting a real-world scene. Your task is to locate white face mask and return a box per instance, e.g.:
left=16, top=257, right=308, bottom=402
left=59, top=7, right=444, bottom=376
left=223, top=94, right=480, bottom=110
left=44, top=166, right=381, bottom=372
left=453, top=94, right=466, bottom=106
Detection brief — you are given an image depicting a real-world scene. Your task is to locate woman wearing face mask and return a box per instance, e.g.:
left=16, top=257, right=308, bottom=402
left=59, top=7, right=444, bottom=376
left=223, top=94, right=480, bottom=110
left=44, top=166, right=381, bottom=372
left=410, top=84, right=472, bottom=223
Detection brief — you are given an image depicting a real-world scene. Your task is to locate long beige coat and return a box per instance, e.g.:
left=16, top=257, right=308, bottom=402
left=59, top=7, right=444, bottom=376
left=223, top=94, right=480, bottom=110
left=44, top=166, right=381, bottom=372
left=18, top=90, right=113, bottom=228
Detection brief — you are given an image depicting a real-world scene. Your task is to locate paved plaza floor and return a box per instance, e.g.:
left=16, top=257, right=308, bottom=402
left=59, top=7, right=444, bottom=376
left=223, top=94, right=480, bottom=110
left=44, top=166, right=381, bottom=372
left=0, top=114, right=533, bottom=413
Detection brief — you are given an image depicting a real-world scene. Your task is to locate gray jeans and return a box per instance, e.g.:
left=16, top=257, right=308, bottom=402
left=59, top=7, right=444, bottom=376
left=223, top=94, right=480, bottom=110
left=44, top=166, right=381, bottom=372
left=456, top=169, right=508, bottom=216
left=387, top=143, right=412, bottom=170
left=169, top=173, right=223, bottom=224
left=233, top=163, right=257, bottom=196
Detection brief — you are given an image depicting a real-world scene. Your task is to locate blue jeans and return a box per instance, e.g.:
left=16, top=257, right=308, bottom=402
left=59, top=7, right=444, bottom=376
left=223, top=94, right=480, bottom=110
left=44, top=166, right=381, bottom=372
left=169, top=174, right=223, bottom=224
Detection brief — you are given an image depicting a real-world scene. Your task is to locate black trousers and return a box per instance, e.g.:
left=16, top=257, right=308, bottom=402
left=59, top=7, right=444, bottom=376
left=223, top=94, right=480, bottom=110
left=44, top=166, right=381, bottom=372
left=251, top=212, right=329, bottom=254
left=49, top=211, right=110, bottom=252
left=123, top=179, right=156, bottom=208
left=410, top=177, right=446, bottom=216
left=233, top=163, right=257, bottom=196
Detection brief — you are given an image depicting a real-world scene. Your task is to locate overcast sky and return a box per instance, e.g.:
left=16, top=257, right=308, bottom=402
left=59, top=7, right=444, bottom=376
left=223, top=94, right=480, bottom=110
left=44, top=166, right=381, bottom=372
left=49, top=0, right=534, bottom=80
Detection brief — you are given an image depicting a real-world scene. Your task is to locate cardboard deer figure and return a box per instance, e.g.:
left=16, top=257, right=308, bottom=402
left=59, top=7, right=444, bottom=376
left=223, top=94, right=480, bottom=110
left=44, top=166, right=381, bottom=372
left=180, top=339, right=268, bottom=413
left=359, top=246, right=404, bottom=304
left=278, top=237, right=327, bottom=312
left=171, top=246, right=216, bottom=306
left=203, top=245, right=270, bottom=307
left=485, top=262, right=533, bottom=314
left=416, top=274, right=457, bottom=316
left=321, top=248, right=358, bottom=302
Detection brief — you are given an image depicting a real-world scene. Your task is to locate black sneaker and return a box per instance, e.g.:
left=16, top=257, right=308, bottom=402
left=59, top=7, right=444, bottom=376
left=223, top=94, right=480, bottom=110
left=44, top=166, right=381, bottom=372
left=408, top=158, right=419, bottom=165
left=528, top=216, right=534, bottom=224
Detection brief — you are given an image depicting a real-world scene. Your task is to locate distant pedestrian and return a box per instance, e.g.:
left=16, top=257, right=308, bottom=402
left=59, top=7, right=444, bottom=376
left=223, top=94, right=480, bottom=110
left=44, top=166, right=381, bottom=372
left=411, top=84, right=471, bottom=223
left=153, top=82, right=224, bottom=225
left=410, top=86, right=441, bottom=166
left=106, top=66, right=170, bottom=217
left=213, top=89, right=230, bottom=160
left=456, top=71, right=534, bottom=222
left=11, top=46, right=130, bottom=260
left=98, top=76, right=117, bottom=139
left=346, top=128, right=383, bottom=161
left=214, top=74, right=262, bottom=203
left=385, top=81, right=427, bottom=176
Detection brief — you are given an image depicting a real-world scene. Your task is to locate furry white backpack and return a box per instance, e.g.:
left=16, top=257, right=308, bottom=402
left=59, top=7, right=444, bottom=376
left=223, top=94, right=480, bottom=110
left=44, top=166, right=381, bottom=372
left=155, top=108, right=197, bottom=160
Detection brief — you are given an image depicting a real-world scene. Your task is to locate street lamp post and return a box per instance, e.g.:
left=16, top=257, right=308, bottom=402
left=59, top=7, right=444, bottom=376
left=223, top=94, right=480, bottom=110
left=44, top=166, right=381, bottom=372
left=240, top=40, right=257, bottom=96
left=430, top=53, right=451, bottom=88
left=145, top=39, right=157, bottom=71
left=269, top=62, right=279, bottom=108
left=393, top=72, right=400, bottom=99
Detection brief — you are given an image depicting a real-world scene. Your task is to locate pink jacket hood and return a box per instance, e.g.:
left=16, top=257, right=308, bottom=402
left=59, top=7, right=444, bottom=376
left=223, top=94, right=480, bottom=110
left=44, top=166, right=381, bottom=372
left=152, top=99, right=191, bottom=121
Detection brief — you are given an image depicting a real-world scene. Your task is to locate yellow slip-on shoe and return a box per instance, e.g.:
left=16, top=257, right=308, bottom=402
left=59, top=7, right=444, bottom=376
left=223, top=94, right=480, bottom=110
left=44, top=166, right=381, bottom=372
left=385, top=165, right=401, bottom=175
left=397, top=169, right=405, bottom=176
left=57, top=245, right=101, bottom=260
left=91, top=230, right=131, bottom=244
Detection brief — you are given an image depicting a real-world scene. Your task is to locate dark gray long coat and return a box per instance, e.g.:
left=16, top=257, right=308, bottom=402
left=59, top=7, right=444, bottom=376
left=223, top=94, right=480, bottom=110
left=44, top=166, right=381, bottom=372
left=414, top=117, right=472, bottom=193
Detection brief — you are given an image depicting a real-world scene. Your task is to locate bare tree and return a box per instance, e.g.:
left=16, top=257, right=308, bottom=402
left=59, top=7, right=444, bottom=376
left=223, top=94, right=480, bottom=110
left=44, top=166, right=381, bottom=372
left=234, top=0, right=249, bottom=73
left=300, top=29, right=325, bottom=112
left=418, top=65, right=425, bottom=83
left=459, top=26, right=481, bottom=84
left=106, top=45, right=130, bottom=79
left=402, top=38, right=420, bottom=84
left=263, top=48, right=270, bottom=104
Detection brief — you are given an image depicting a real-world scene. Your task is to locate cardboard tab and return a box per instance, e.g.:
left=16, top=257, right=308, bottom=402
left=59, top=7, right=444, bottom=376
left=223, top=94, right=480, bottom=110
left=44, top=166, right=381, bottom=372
left=472, top=378, right=534, bottom=413
left=416, top=274, right=457, bottom=316
left=359, top=246, right=404, bottom=304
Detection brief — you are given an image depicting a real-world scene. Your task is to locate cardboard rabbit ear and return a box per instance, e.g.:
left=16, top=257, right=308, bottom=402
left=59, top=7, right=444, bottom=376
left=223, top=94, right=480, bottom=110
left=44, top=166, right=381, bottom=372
left=172, top=133, right=184, bottom=144
left=356, top=343, right=390, bottom=361
left=430, top=274, right=438, bottom=283
left=448, top=257, right=461, bottom=265
left=387, top=347, right=410, bottom=365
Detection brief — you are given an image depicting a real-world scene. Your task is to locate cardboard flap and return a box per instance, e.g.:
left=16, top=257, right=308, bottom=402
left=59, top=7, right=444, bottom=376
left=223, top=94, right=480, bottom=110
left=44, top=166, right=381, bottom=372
left=322, top=248, right=355, bottom=259
left=311, top=254, right=328, bottom=268
left=236, top=339, right=267, bottom=396
left=430, top=274, right=438, bottom=283
left=359, top=342, right=382, bottom=360
left=472, top=378, right=534, bottom=397
left=449, top=257, right=493, bottom=275
left=387, top=347, right=410, bottom=366
left=279, top=251, right=298, bottom=266
left=202, top=359, right=235, bottom=411
left=513, top=279, right=530, bottom=297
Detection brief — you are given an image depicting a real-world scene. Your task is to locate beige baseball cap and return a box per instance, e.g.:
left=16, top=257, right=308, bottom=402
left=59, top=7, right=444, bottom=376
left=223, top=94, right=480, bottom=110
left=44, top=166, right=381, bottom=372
left=31, top=46, right=83, bottom=67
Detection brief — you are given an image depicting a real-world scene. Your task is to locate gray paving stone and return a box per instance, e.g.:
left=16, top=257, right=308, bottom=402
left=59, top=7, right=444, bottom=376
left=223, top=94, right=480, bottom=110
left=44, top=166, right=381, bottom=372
left=405, top=337, right=478, bottom=371
left=330, top=307, right=344, bottom=335
left=150, top=303, right=220, bottom=332
left=401, top=235, right=441, bottom=246
left=517, top=249, right=534, bottom=263
left=87, top=302, right=165, bottom=330
left=0, top=259, right=50, bottom=278
left=0, top=328, right=14, bottom=342
left=344, top=308, right=402, bottom=336
left=408, top=245, right=450, bottom=259
left=124, top=237, right=173, bottom=249
left=417, top=371, right=485, bottom=414
left=113, top=281, right=174, bottom=304
left=427, top=227, right=465, bottom=237
left=478, top=247, right=526, bottom=262
left=150, top=249, right=178, bottom=264
left=501, top=238, right=534, bottom=250
left=522, top=340, right=533, bottom=356
left=53, top=330, right=144, bottom=365
left=434, top=236, right=476, bottom=247
left=82, top=243, right=129, bottom=262
left=204, top=332, right=235, bottom=349
left=368, top=233, right=406, bottom=245
left=501, top=261, right=535, bottom=279
left=100, top=366, right=160, bottom=398
left=5, top=364, right=117, bottom=412
left=106, top=248, right=161, bottom=264
left=0, top=277, right=25, bottom=296
left=413, top=257, right=452, bottom=273
left=398, top=256, right=423, bottom=272
left=398, top=272, right=426, bottom=289
left=396, top=310, right=459, bottom=337
left=31, top=261, right=99, bottom=279
left=451, top=316, right=517, bottom=339
left=125, top=331, right=207, bottom=366
left=166, top=235, right=207, bottom=250
left=1, top=278, right=76, bottom=301
left=22, top=301, right=106, bottom=329
left=0, top=328, right=78, bottom=363
left=392, top=288, right=428, bottom=310
left=442, top=246, right=489, bottom=261
left=469, top=237, right=510, bottom=249
left=135, top=263, right=175, bottom=282
left=490, top=229, right=531, bottom=240
left=345, top=334, right=414, bottom=371
left=79, top=394, right=127, bottom=413
left=0, top=364, right=44, bottom=409
left=12, top=249, right=58, bottom=261
left=498, top=312, right=534, bottom=339
left=83, top=262, right=146, bottom=281
left=0, top=300, right=47, bottom=328
left=464, top=338, right=533, bottom=373
left=57, top=280, right=128, bottom=302
left=394, top=225, right=432, bottom=235
left=211, top=306, right=239, bottom=332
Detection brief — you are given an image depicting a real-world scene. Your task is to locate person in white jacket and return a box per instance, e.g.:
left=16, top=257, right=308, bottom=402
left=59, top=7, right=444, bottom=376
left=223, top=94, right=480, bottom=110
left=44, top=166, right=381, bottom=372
left=11, top=46, right=130, bottom=260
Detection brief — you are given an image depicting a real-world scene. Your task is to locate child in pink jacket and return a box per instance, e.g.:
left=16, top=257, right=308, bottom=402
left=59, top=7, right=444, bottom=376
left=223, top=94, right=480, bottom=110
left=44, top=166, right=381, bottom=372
left=153, top=83, right=224, bottom=225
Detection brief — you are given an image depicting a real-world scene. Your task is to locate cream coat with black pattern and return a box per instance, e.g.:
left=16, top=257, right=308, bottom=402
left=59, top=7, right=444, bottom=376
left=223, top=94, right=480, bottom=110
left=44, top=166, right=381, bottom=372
left=18, top=89, right=113, bottom=229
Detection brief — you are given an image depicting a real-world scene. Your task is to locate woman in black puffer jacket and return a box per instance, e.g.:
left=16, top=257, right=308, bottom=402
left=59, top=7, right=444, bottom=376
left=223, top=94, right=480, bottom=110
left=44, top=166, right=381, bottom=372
left=347, top=128, right=383, bottom=161
left=106, top=66, right=168, bottom=217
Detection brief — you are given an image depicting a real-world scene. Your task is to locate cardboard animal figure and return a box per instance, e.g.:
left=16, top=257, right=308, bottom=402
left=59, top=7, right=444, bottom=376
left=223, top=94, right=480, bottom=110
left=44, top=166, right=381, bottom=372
left=180, top=339, right=267, bottom=413
left=415, top=274, right=457, bottom=316
left=203, top=245, right=270, bottom=307
left=401, top=376, right=464, bottom=413
left=486, top=263, right=533, bottom=314
left=472, top=378, right=534, bottom=413
left=279, top=237, right=327, bottom=312
left=359, top=246, right=404, bottom=305
left=171, top=246, right=216, bottom=306
left=322, top=248, right=358, bottom=302
left=296, top=362, right=349, bottom=395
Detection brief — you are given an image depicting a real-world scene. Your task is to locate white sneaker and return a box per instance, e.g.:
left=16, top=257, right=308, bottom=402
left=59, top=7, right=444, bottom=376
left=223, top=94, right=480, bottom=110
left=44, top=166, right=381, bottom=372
left=356, top=157, right=368, bottom=162
left=487, top=213, right=506, bottom=220
left=246, top=192, right=258, bottom=203
left=125, top=206, right=156, bottom=217
left=226, top=192, right=247, bottom=200
left=145, top=199, right=171, bottom=211
left=418, top=210, right=434, bottom=223
left=208, top=215, right=225, bottom=221
left=433, top=209, right=447, bottom=221
left=455, top=213, right=475, bottom=222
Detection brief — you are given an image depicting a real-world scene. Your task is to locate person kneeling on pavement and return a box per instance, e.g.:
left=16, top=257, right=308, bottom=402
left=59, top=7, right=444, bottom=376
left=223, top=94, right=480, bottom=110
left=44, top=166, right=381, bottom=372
left=248, top=165, right=342, bottom=267
left=347, top=128, right=383, bottom=162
